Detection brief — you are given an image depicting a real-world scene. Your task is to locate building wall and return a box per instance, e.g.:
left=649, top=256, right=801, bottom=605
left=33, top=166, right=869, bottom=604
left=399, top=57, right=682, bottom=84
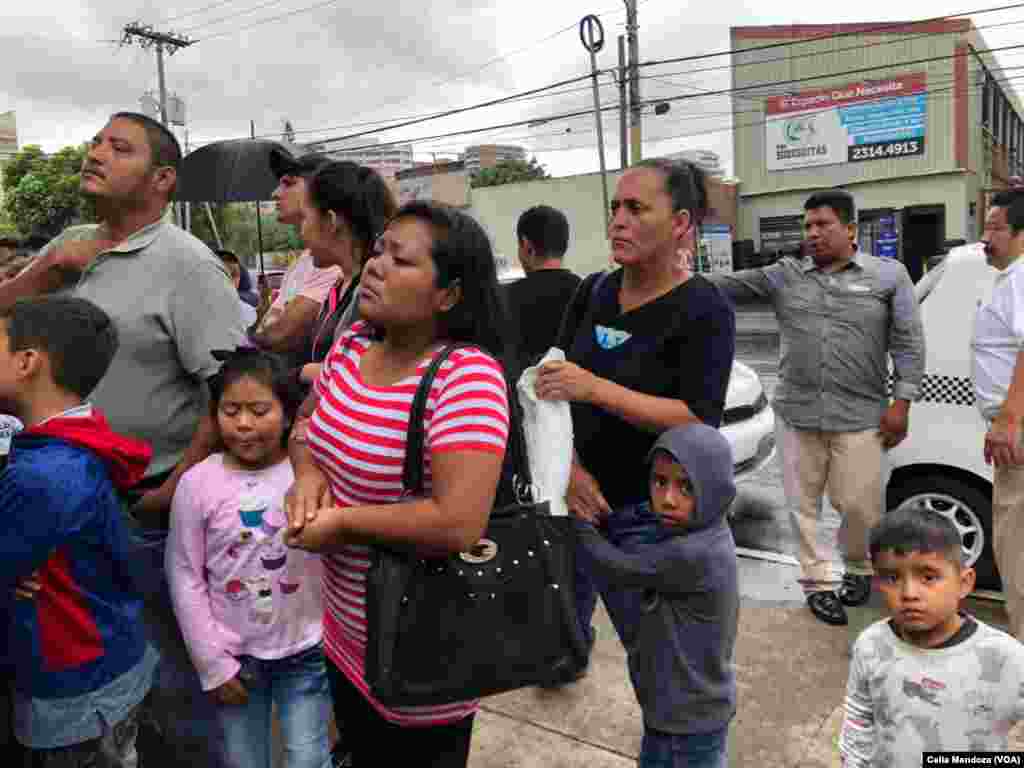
left=739, top=173, right=970, bottom=246
left=470, top=171, right=739, bottom=277
left=731, top=24, right=966, bottom=196
left=469, top=172, right=618, bottom=276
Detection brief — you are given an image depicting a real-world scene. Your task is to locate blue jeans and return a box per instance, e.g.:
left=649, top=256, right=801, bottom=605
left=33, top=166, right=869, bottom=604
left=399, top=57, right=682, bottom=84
left=639, top=726, right=729, bottom=768
left=217, top=645, right=332, bottom=768
left=123, top=521, right=228, bottom=768
left=575, top=500, right=662, bottom=651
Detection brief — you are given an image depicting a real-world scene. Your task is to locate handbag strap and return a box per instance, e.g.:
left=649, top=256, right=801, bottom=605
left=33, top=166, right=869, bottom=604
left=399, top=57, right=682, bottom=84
left=402, top=343, right=531, bottom=500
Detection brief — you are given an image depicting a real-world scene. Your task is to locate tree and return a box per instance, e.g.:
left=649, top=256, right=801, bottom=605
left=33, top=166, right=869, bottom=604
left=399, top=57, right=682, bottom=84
left=189, top=202, right=302, bottom=265
left=2, top=144, right=96, bottom=240
left=470, top=157, right=550, bottom=188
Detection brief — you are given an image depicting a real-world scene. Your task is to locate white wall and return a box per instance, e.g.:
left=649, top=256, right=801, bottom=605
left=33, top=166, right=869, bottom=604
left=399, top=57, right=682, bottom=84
left=468, top=171, right=622, bottom=278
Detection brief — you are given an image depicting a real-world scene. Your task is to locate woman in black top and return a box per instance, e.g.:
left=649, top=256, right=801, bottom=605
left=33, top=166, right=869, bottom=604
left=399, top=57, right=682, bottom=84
left=296, top=161, right=397, bottom=384
left=536, top=158, right=736, bottom=660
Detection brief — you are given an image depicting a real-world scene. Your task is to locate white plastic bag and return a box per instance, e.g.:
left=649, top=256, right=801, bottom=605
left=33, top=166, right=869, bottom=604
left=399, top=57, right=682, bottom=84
left=516, top=348, right=573, bottom=517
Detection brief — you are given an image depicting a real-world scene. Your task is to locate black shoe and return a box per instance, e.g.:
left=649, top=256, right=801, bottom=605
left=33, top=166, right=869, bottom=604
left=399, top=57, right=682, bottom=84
left=837, top=574, right=872, bottom=607
left=807, top=591, right=848, bottom=626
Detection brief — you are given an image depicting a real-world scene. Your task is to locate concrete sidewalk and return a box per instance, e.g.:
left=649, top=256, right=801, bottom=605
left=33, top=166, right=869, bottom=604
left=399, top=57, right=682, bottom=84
left=468, top=557, right=1017, bottom=768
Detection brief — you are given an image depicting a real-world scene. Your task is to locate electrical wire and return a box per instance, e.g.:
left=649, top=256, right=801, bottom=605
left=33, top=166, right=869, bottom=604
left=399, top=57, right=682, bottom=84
left=636, top=1, right=1024, bottom=69
left=182, top=8, right=1024, bottom=151
left=195, top=0, right=346, bottom=40
left=159, top=0, right=247, bottom=25
left=292, top=39, right=1024, bottom=154
left=522, top=71, right=1024, bottom=157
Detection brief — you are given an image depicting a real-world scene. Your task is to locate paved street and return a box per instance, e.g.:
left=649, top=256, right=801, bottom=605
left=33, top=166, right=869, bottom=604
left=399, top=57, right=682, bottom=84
left=730, top=308, right=842, bottom=564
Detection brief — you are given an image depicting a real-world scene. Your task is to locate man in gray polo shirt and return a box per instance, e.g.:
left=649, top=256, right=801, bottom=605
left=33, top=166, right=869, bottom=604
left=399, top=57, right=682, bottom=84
left=710, top=189, right=924, bottom=628
left=1, top=112, right=243, bottom=765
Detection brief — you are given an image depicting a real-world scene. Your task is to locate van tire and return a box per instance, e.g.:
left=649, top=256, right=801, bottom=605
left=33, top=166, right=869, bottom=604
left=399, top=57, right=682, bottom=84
left=886, top=476, right=999, bottom=591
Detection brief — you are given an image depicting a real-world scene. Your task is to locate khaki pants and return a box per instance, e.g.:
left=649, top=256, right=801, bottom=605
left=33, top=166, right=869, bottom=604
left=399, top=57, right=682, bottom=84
left=776, top=419, right=885, bottom=594
left=992, top=465, right=1024, bottom=639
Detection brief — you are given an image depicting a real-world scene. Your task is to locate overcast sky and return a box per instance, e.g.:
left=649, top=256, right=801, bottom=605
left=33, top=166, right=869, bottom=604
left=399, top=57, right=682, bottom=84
left=5, top=0, right=1024, bottom=178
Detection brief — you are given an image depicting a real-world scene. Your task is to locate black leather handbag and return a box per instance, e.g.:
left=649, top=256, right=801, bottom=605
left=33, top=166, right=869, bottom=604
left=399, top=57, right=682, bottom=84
left=364, top=343, right=589, bottom=707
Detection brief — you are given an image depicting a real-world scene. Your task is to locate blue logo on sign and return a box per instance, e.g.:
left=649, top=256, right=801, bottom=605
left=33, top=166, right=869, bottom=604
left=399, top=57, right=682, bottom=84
left=594, top=325, right=632, bottom=350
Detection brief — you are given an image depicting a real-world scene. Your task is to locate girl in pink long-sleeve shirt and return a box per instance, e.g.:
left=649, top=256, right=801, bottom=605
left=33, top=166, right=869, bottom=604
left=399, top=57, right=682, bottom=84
left=167, top=348, right=331, bottom=768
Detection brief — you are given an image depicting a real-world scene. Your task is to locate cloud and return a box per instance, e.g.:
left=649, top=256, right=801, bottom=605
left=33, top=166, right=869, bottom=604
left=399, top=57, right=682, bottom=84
left=4, top=0, right=1024, bottom=178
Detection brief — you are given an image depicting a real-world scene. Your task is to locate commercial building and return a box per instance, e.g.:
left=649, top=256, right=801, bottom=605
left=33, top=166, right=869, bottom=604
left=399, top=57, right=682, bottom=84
left=0, top=111, right=17, bottom=164
left=461, top=144, right=527, bottom=173
left=395, top=161, right=470, bottom=207
left=731, top=20, right=1024, bottom=281
left=662, top=148, right=726, bottom=178
left=303, top=137, right=414, bottom=180
left=0, top=111, right=17, bottom=210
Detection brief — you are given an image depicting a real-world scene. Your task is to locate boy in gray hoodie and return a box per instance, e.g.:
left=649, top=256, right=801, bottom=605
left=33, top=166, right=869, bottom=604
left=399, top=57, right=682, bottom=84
left=575, top=423, right=738, bottom=768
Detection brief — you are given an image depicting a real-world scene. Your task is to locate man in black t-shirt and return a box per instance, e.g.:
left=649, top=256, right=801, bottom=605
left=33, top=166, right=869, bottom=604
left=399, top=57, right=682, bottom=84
left=502, top=205, right=582, bottom=381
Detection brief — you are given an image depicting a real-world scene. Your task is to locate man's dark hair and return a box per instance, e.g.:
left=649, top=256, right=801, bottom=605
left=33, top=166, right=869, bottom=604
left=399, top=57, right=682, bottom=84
left=990, top=189, right=1024, bottom=235
left=804, top=188, right=856, bottom=225
left=110, top=112, right=182, bottom=170
left=391, top=201, right=507, bottom=358
left=635, top=158, right=710, bottom=226
left=0, top=297, right=118, bottom=398
left=869, top=507, right=963, bottom=568
left=516, top=205, right=569, bottom=260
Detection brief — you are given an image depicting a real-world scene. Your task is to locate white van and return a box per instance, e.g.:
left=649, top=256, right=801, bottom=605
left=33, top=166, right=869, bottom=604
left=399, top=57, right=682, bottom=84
left=885, top=243, right=999, bottom=589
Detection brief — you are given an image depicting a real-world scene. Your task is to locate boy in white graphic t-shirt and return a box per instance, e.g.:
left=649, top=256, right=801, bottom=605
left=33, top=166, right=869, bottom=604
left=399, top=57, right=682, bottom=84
left=840, top=507, right=1024, bottom=767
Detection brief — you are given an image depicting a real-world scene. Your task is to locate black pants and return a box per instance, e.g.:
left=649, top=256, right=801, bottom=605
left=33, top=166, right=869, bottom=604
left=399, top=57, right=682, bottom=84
left=327, top=663, right=474, bottom=768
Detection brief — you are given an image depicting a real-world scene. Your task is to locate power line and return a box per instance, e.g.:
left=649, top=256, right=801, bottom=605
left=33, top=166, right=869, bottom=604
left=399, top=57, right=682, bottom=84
left=638, top=1, right=1024, bottom=70
left=195, top=0, right=345, bottom=41
left=638, top=16, right=1024, bottom=87
left=270, top=10, right=1024, bottom=147
left=184, top=8, right=1024, bottom=152
left=179, top=0, right=287, bottom=33
left=523, top=71, right=1024, bottom=157
left=188, top=12, right=1024, bottom=149
left=292, top=39, right=1024, bottom=155
left=159, top=0, right=246, bottom=24
left=638, top=41, right=1024, bottom=110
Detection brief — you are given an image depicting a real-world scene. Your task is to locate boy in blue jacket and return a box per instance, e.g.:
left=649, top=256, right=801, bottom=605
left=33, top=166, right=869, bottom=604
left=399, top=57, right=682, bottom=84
left=574, top=423, right=739, bottom=768
left=0, top=296, right=154, bottom=766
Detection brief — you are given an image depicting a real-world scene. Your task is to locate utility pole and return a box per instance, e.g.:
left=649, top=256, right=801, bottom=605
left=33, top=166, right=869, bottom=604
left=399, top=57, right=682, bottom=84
left=120, top=24, right=193, bottom=129
left=623, top=0, right=642, bottom=164
left=121, top=23, right=193, bottom=228
left=618, top=35, right=628, bottom=170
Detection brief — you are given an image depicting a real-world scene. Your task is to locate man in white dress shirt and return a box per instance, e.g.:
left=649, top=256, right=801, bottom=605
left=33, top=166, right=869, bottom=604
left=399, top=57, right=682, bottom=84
left=971, top=187, right=1024, bottom=638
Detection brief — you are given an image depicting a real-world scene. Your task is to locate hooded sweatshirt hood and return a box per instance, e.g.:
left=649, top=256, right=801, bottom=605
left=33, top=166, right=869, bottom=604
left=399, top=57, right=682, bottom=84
left=648, top=423, right=736, bottom=532
left=24, top=408, right=152, bottom=490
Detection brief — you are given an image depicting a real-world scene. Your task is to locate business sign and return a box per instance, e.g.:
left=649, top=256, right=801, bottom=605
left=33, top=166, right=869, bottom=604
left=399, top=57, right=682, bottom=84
left=698, top=224, right=733, bottom=274
left=765, top=73, right=927, bottom=171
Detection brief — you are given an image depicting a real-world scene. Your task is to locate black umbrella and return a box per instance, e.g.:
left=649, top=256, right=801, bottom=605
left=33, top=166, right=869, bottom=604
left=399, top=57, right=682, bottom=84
left=175, top=138, right=290, bottom=273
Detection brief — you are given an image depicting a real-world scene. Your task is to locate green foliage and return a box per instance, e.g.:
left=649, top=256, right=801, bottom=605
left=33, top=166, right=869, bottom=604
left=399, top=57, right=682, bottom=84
left=1, top=144, right=96, bottom=239
left=470, top=157, right=550, bottom=188
left=189, top=202, right=302, bottom=265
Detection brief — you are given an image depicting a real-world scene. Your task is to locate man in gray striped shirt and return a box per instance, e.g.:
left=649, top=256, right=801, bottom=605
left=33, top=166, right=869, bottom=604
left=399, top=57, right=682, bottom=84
left=710, top=189, right=924, bottom=628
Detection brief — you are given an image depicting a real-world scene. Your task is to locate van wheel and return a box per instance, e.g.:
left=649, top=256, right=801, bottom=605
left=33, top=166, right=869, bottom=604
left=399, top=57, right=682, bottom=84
left=886, top=476, right=999, bottom=591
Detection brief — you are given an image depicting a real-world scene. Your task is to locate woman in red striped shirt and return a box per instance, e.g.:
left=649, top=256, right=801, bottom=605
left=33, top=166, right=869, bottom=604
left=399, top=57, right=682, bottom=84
left=284, top=202, right=510, bottom=767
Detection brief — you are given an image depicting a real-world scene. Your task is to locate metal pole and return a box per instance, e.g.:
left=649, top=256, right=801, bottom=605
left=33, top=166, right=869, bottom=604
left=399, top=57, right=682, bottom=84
left=204, top=203, right=223, bottom=249
left=618, top=35, right=628, bottom=170
left=624, top=0, right=642, bottom=163
left=156, top=44, right=169, bottom=127
left=589, top=51, right=611, bottom=233
left=580, top=15, right=611, bottom=233
left=252, top=120, right=265, bottom=275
